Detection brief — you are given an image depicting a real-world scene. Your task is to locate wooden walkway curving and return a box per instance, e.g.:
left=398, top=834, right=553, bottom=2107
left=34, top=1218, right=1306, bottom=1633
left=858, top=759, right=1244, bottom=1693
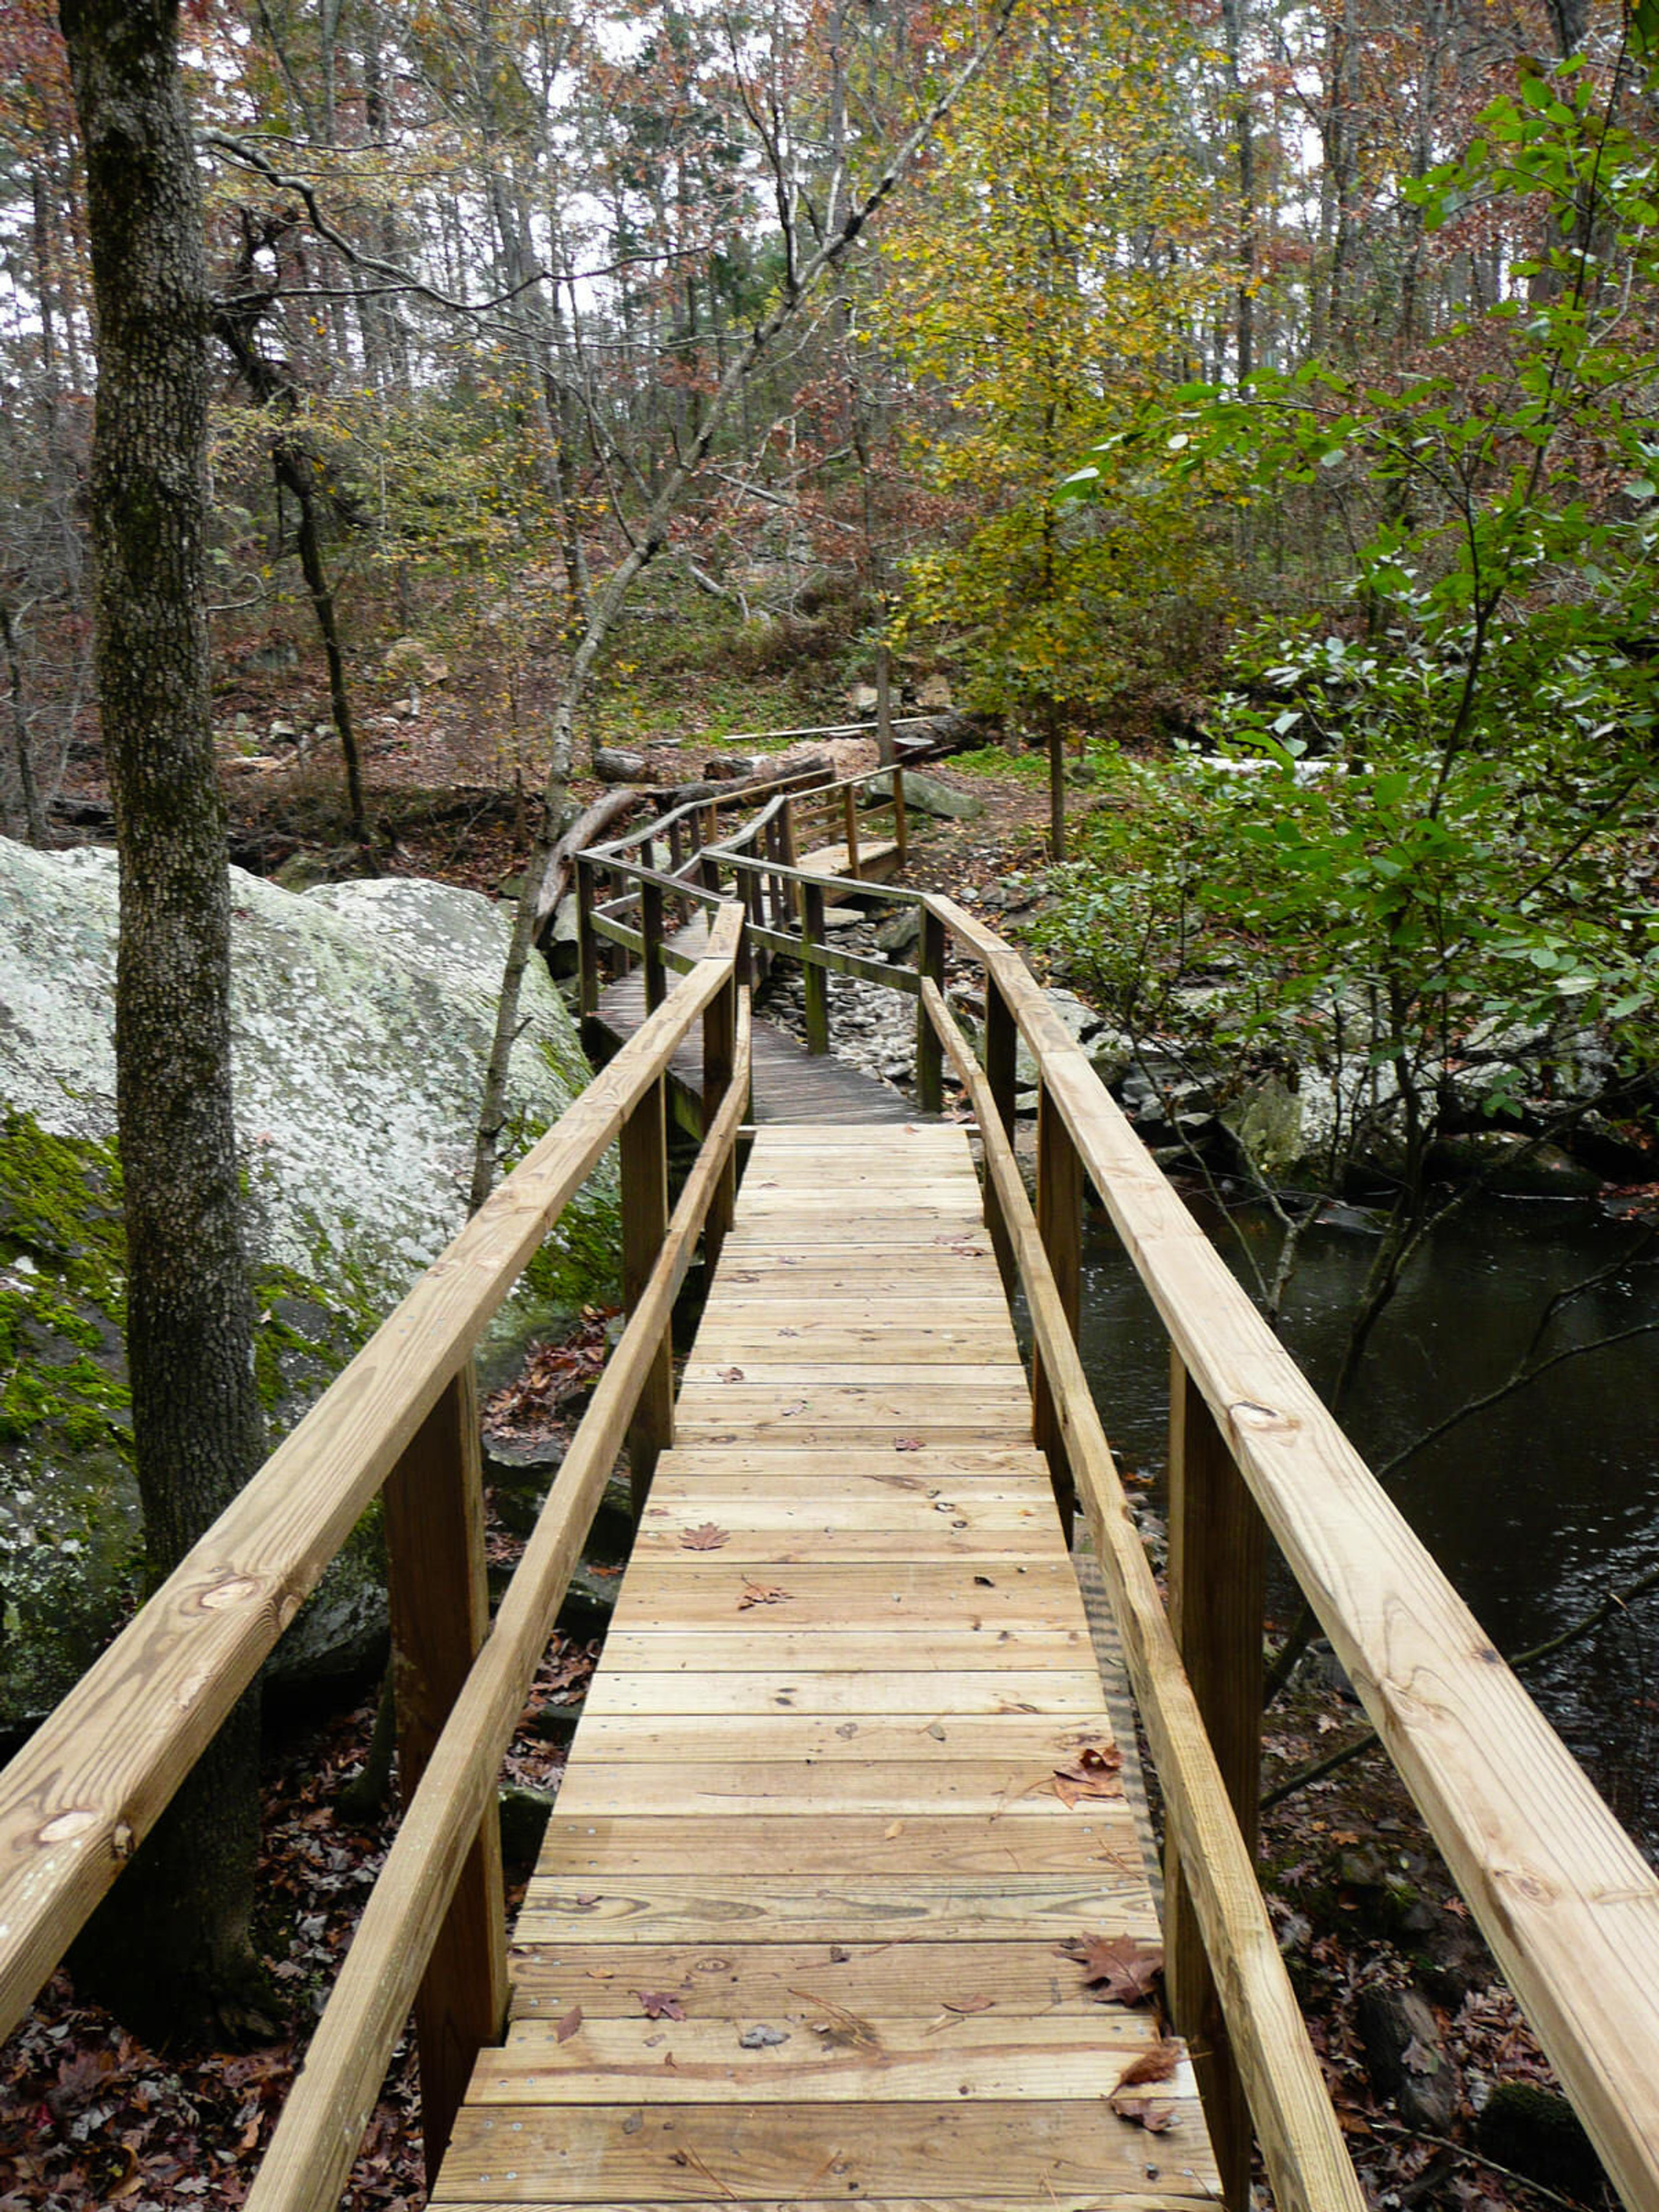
left=592, top=916, right=920, bottom=1126
left=432, top=1123, right=1219, bottom=2210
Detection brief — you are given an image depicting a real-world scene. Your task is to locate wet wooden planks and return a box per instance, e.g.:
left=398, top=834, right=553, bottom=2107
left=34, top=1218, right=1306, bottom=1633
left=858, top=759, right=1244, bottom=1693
left=433, top=1124, right=1217, bottom=2212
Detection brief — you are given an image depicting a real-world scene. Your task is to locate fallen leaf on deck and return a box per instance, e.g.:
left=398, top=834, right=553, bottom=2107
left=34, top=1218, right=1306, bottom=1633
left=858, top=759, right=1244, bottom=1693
left=1110, top=2094, right=1176, bottom=2133
left=1052, top=1743, right=1124, bottom=1808
left=718, top=1367, right=745, bottom=1382
left=737, top=1580, right=794, bottom=1610
left=636, top=1991, right=686, bottom=2020
left=740, top=2023, right=790, bottom=2048
left=572, top=1891, right=600, bottom=1907
left=779, top=1399, right=809, bottom=1417
left=894, top=1437, right=924, bottom=1452
left=585, top=1967, right=615, bottom=1980
left=883, top=1821, right=904, bottom=1840
left=1111, top=2040, right=1180, bottom=2091
left=555, top=2004, right=583, bottom=2044
left=941, top=1994, right=994, bottom=2014
left=680, top=1523, right=731, bottom=1551
left=1058, top=1933, right=1164, bottom=2005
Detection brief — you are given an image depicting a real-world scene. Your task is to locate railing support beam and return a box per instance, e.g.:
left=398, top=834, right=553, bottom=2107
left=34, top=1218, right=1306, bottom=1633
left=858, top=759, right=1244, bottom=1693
left=641, top=878, right=667, bottom=1014
left=1030, top=1081, right=1079, bottom=1534
left=801, top=880, right=830, bottom=1056
left=702, top=954, right=740, bottom=1274
left=621, top=1073, right=673, bottom=1513
left=1165, top=1349, right=1267, bottom=2212
left=383, top=1367, right=508, bottom=2187
left=915, top=906, right=945, bottom=1116
left=982, top=979, right=1018, bottom=1295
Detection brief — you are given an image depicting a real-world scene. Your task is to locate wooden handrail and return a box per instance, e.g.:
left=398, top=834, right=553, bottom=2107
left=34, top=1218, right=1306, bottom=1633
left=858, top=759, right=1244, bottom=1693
left=922, top=894, right=1659, bottom=2212
left=923, top=975, right=1364, bottom=2212
left=247, top=992, right=753, bottom=2212
left=0, top=904, right=747, bottom=2048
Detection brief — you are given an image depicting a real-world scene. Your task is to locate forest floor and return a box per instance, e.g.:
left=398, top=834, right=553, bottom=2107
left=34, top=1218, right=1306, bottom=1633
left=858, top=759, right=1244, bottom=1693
left=7, top=686, right=1625, bottom=2212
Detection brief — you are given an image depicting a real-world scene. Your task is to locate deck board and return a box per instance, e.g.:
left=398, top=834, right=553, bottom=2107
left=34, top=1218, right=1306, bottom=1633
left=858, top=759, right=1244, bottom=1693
left=434, top=1125, right=1218, bottom=2212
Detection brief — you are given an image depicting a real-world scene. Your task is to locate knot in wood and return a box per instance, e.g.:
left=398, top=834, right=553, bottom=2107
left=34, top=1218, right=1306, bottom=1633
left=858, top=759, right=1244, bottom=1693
left=37, top=1808, right=100, bottom=1846
left=197, top=1573, right=259, bottom=1611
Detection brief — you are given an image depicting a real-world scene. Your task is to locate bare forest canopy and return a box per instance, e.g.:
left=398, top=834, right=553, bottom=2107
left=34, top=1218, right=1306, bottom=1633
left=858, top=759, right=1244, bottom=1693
left=0, top=0, right=1653, bottom=821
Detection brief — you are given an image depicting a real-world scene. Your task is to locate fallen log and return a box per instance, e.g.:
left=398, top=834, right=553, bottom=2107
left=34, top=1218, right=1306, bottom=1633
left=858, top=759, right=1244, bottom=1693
left=532, top=786, right=648, bottom=931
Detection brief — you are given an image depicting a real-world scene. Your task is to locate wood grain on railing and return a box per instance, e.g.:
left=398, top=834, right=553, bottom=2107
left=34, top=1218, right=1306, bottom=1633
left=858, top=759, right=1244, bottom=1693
left=926, top=895, right=1659, bottom=2212
left=0, top=911, right=745, bottom=2049
left=922, top=975, right=1364, bottom=2212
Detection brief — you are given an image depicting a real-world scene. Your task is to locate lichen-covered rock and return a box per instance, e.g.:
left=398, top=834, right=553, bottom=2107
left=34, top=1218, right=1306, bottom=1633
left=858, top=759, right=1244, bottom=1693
left=0, top=842, right=619, bottom=1729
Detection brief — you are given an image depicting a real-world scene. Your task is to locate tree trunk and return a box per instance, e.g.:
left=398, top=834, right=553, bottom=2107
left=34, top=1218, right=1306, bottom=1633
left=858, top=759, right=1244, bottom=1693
left=1, top=603, right=51, bottom=847
left=276, top=444, right=373, bottom=853
left=1047, top=707, right=1067, bottom=863
left=58, top=0, right=270, bottom=2047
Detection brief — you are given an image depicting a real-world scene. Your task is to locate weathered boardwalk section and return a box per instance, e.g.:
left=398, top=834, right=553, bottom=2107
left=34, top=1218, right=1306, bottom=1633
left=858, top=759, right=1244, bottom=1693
left=432, top=1122, right=1220, bottom=2209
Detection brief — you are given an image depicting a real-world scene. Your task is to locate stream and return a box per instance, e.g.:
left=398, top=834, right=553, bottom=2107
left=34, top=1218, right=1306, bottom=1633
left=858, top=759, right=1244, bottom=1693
left=1055, top=1192, right=1659, bottom=1853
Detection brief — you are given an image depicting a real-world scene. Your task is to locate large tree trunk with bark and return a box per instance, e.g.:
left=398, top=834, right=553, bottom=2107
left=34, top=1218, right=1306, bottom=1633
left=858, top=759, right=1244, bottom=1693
left=59, top=0, right=271, bottom=2046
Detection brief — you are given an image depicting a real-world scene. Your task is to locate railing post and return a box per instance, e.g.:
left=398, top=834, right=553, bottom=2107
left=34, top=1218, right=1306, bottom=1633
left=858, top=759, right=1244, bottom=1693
left=915, top=905, right=945, bottom=1115
left=666, top=816, right=686, bottom=923
left=893, top=762, right=907, bottom=867
left=641, top=877, right=666, bottom=1014
left=842, top=784, right=861, bottom=878
left=382, top=1366, right=508, bottom=2187
left=1165, top=1351, right=1265, bottom=2212
left=702, top=942, right=739, bottom=1274
left=576, top=855, right=600, bottom=1027
left=778, top=796, right=800, bottom=919
left=1030, top=1082, right=1080, bottom=1533
left=801, top=879, right=830, bottom=1056
left=982, top=976, right=1018, bottom=1295
left=621, top=1070, right=673, bottom=1515
left=743, top=861, right=769, bottom=988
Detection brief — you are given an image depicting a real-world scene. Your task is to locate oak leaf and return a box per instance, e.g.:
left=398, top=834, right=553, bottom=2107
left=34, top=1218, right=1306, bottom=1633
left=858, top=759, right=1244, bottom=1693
left=737, top=1579, right=794, bottom=1610
left=636, top=1990, right=686, bottom=2020
left=1057, top=1932, right=1163, bottom=2005
left=1052, top=1742, right=1124, bottom=1808
left=680, top=1523, right=731, bottom=1551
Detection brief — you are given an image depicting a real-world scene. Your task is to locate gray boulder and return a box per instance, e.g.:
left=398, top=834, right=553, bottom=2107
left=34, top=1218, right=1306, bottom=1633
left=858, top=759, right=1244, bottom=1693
left=0, top=842, right=618, bottom=1727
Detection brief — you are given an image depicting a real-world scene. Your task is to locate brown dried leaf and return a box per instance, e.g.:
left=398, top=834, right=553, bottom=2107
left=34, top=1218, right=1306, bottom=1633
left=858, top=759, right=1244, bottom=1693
left=718, top=1366, right=745, bottom=1382
left=894, top=1437, right=924, bottom=1452
left=941, top=1994, right=994, bottom=2014
left=1057, top=1932, right=1164, bottom=2005
left=555, top=2003, right=584, bottom=2044
left=1052, top=1742, right=1125, bottom=1808
left=779, top=1399, right=809, bottom=1417
left=680, top=1523, right=731, bottom=1551
left=737, top=1579, right=794, bottom=1610
left=636, top=1990, right=686, bottom=2020
left=1111, top=2039, right=1181, bottom=2091
left=1111, top=2093, right=1176, bottom=2134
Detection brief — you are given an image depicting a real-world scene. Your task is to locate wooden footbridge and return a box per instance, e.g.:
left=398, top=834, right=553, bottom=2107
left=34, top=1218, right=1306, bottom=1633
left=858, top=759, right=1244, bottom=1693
left=6, top=767, right=1659, bottom=2212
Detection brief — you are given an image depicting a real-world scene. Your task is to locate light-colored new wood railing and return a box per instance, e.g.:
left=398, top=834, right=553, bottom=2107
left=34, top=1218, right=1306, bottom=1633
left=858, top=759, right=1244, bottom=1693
left=920, top=894, right=1659, bottom=2212
left=0, top=903, right=751, bottom=2208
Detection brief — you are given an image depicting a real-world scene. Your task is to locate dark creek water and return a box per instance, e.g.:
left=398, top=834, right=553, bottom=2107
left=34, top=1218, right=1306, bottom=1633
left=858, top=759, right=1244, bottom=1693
left=1055, top=1194, right=1659, bottom=1852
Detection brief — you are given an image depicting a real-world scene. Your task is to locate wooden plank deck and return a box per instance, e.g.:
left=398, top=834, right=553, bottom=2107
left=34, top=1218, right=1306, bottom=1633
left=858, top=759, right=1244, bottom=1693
left=591, top=898, right=921, bottom=1128
left=433, top=1125, right=1219, bottom=2212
